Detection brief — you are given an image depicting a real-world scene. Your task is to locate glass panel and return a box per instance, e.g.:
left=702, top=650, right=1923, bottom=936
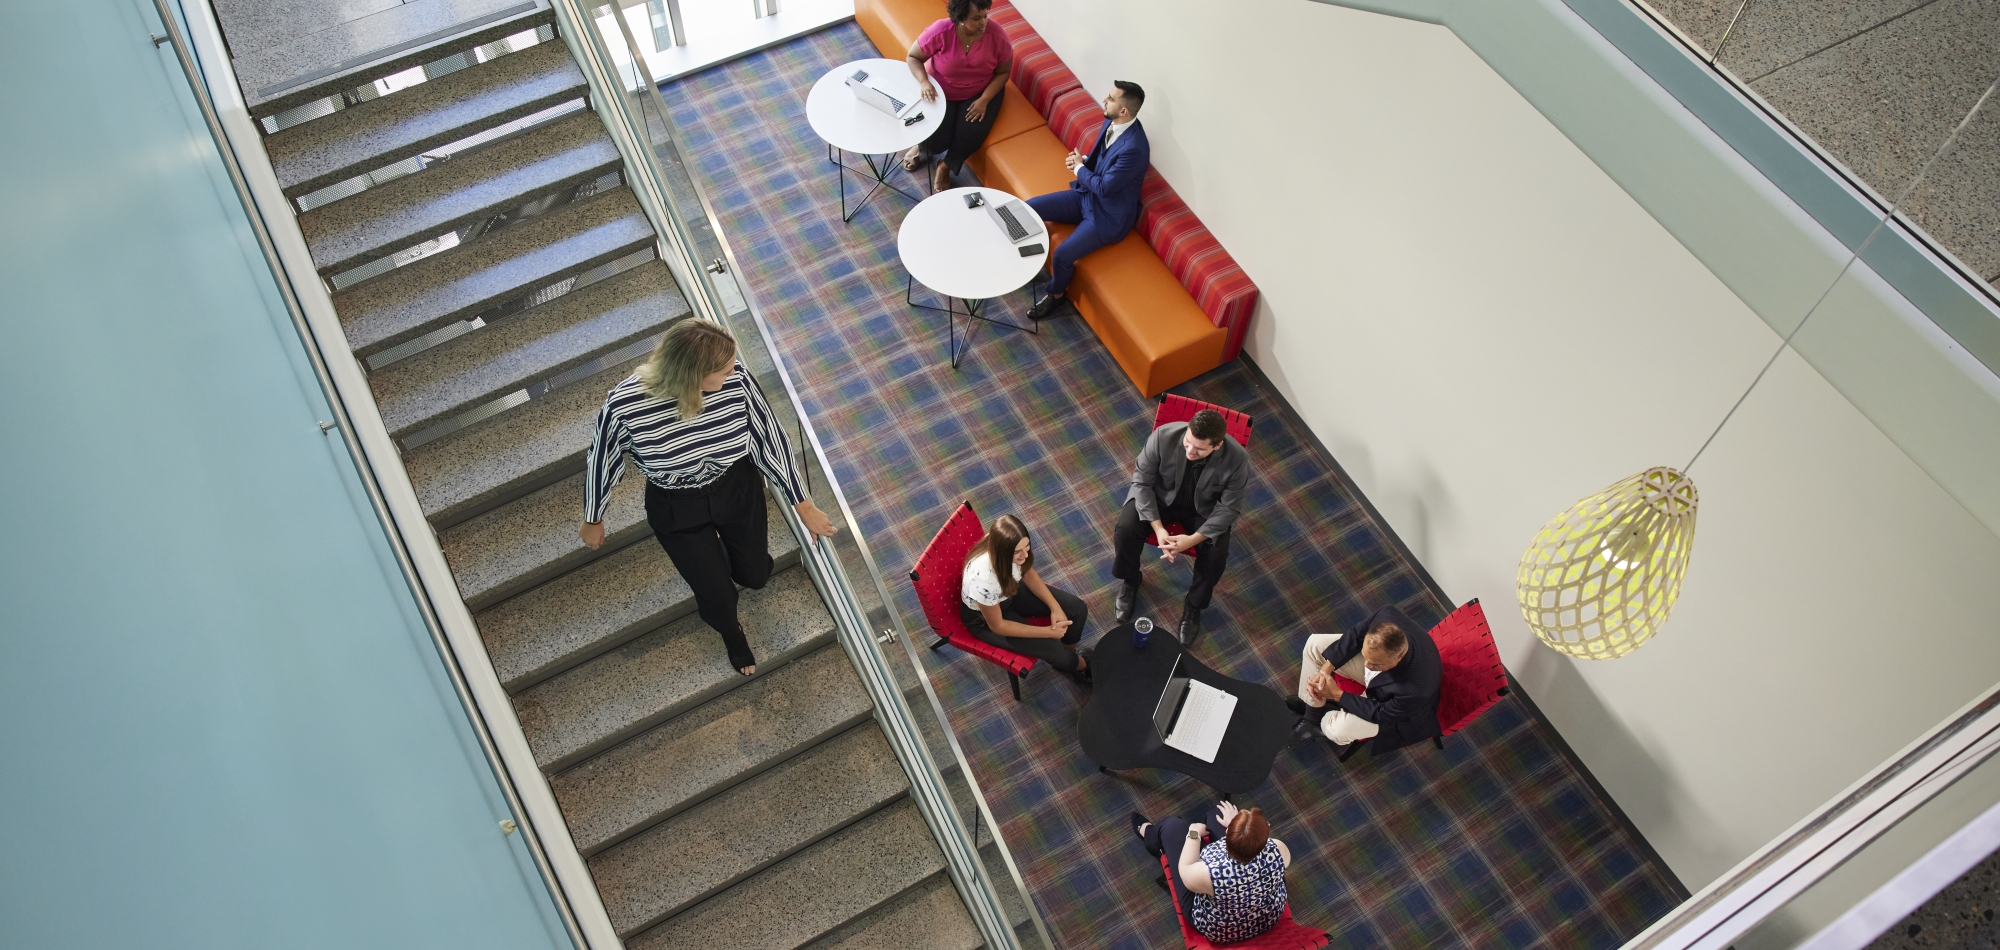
left=1732, top=738, right=2000, bottom=950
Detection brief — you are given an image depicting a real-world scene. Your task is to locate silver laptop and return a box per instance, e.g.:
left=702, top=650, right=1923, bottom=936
left=844, top=69, right=919, bottom=120
left=970, top=191, right=1046, bottom=245
left=1151, top=655, right=1238, bottom=763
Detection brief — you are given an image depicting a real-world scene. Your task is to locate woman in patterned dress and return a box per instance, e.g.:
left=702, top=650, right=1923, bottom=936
left=1133, top=800, right=1291, bottom=943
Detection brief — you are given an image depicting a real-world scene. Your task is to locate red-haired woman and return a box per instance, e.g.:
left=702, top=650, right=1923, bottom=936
left=1133, top=800, right=1292, bottom=942
left=960, top=514, right=1091, bottom=684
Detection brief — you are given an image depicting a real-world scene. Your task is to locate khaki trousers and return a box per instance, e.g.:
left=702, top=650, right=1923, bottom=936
left=1297, top=633, right=1382, bottom=745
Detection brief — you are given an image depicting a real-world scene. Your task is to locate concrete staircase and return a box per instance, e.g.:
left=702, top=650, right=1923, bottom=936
left=218, top=9, right=1035, bottom=947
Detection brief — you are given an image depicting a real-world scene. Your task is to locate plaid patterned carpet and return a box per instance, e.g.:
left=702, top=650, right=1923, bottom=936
left=662, top=23, right=1683, bottom=949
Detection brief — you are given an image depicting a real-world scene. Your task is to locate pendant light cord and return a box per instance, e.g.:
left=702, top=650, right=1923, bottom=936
left=1683, top=71, right=1999, bottom=474
left=1709, top=0, right=1752, bottom=67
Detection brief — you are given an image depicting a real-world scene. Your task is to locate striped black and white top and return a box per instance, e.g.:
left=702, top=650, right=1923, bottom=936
left=583, top=363, right=806, bottom=523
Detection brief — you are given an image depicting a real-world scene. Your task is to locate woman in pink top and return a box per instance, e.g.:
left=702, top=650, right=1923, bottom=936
left=902, top=0, right=1011, bottom=193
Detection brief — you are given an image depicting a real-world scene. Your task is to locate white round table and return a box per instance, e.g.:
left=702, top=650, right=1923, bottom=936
left=897, top=186, right=1049, bottom=367
left=805, top=58, right=944, bottom=223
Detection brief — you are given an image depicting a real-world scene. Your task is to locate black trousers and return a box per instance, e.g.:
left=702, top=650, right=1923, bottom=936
left=1142, top=802, right=1229, bottom=931
left=1113, top=498, right=1231, bottom=611
left=959, top=584, right=1088, bottom=673
left=645, top=457, right=773, bottom=670
left=920, top=86, right=1004, bottom=175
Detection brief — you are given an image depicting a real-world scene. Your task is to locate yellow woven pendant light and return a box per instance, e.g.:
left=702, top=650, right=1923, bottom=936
left=1507, top=78, right=1993, bottom=660
left=1516, top=467, right=1698, bottom=659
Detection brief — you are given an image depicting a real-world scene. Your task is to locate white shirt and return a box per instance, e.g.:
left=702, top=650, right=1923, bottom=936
left=1363, top=666, right=1382, bottom=687
left=1104, top=117, right=1135, bottom=149
left=961, top=553, right=1023, bottom=610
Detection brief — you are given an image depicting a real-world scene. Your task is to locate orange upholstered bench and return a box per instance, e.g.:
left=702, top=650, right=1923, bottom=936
left=854, top=0, right=1253, bottom=396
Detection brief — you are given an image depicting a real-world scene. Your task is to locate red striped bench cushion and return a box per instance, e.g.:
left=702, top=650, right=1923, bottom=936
left=988, top=1, right=1082, bottom=115
left=1049, top=87, right=1104, bottom=154
left=1140, top=171, right=1258, bottom=362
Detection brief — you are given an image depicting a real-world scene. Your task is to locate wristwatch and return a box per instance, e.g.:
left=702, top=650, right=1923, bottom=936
left=1187, top=829, right=1203, bottom=842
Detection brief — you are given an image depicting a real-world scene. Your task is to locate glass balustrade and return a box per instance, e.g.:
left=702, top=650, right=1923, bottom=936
left=602, top=0, right=852, bottom=84
left=554, top=3, right=1056, bottom=947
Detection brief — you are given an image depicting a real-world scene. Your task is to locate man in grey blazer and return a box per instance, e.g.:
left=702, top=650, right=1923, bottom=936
left=1113, top=409, right=1250, bottom=643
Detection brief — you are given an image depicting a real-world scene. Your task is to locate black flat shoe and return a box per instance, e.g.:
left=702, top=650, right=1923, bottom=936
left=1177, top=607, right=1202, bottom=645
left=1025, top=294, right=1068, bottom=320
left=1291, top=715, right=1323, bottom=745
left=1114, top=582, right=1139, bottom=624
left=1285, top=696, right=1312, bottom=717
left=729, top=624, right=759, bottom=676
left=1132, top=812, right=1161, bottom=857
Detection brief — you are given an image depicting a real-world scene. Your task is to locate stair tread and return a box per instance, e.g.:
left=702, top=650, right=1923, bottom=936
left=475, top=503, right=798, bottom=691
left=234, top=0, right=555, bottom=117
left=298, top=109, right=619, bottom=274
left=368, top=259, right=684, bottom=438
left=797, top=871, right=982, bottom=950
left=335, top=188, right=654, bottom=357
left=267, top=40, right=587, bottom=197
left=516, top=566, right=835, bottom=772
left=406, top=361, right=629, bottom=528
left=440, top=468, right=640, bottom=611
left=592, top=723, right=909, bottom=936
left=626, top=797, right=948, bottom=950
left=550, top=644, right=875, bottom=855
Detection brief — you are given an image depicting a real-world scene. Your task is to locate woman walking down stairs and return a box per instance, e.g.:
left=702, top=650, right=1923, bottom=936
left=206, top=4, right=1035, bottom=946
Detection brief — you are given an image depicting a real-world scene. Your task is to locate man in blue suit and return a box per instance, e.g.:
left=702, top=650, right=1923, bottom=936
left=1024, top=80, right=1149, bottom=320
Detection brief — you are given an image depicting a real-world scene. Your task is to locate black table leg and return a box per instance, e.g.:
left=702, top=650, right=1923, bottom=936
left=829, top=145, right=925, bottom=223
left=905, top=276, right=1041, bottom=369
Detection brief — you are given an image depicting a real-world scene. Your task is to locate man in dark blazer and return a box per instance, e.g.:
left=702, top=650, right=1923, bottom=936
left=1024, top=80, right=1150, bottom=320
left=1112, top=409, right=1249, bottom=642
left=1288, top=605, right=1442, bottom=750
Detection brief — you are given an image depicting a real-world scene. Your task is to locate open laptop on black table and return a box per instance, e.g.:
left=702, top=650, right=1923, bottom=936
left=1077, top=626, right=1292, bottom=794
left=1151, top=653, right=1238, bottom=763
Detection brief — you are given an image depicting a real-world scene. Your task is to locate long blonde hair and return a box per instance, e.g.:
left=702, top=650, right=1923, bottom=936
left=636, top=317, right=738, bottom=421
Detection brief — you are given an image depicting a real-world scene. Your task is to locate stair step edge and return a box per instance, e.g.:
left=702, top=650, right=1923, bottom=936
left=270, top=41, right=587, bottom=197
left=243, top=3, right=558, bottom=118
left=524, top=572, right=837, bottom=772
left=592, top=721, right=912, bottom=936
left=339, top=197, right=656, bottom=359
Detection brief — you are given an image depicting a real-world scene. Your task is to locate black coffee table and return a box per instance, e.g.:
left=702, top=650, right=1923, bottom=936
left=1079, top=624, right=1294, bottom=794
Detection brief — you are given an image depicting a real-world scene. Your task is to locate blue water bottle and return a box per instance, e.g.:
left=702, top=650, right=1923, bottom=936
left=1132, top=617, right=1153, bottom=649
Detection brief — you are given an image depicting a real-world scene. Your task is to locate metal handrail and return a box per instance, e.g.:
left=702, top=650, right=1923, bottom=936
left=550, top=3, right=1036, bottom=947
left=159, top=2, right=614, bottom=948
left=1621, top=682, right=2000, bottom=950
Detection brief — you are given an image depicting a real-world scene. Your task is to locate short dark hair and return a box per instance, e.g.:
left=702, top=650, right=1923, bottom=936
left=947, top=0, right=992, bottom=22
left=1367, top=622, right=1408, bottom=655
left=1224, top=807, right=1270, bottom=863
left=1113, top=80, right=1145, bottom=113
left=1187, top=409, right=1226, bottom=446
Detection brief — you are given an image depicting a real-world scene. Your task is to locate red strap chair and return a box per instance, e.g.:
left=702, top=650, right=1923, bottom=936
left=910, top=502, right=1044, bottom=701
left=1155, top=852, right=1328, bottom=949
left=1330, top=600, right=1510, bottom=762
left=1142, top=395, right=1253, bottom=557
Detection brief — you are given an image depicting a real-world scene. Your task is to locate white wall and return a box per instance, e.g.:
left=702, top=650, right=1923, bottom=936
left=1010, top=0, right=2000, bottom=893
